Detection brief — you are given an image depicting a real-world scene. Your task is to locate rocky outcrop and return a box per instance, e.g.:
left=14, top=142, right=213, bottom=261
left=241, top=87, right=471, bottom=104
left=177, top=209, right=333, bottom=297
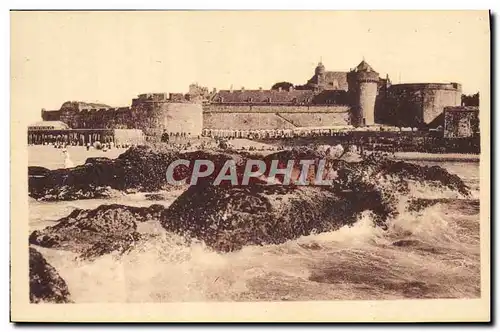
left=369, top=157, right=470, bottom=197
left=28, top=146, right=247, bottom=201
left=160, top=183, right=387, bottom=252
left=29, top=247, right=71, bottom=303
left=29, top=204, right=164, bottom=260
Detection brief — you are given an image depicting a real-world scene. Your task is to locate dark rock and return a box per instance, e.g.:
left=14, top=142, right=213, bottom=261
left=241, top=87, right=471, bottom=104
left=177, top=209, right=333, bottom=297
left=380, top=160, right=470, bottom=197
left=160, top=183, right=374, bottom=252
left=29, top=247, right=71, bottom=303
left=28, top=146, right=246, bottom=201
left=29, top=204, right=165, bottom=260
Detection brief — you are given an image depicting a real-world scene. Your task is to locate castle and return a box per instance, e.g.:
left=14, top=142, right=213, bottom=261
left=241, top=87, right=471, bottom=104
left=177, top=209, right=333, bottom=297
left=33, top=60, right=466, bottom=142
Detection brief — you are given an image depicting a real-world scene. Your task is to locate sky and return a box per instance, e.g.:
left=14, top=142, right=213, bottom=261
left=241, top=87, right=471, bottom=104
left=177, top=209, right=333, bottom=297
left=11, top=11, right=490, bottom=124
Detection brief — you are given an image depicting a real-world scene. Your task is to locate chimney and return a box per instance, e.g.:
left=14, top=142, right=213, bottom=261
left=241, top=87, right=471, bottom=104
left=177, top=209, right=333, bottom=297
left=289, top=86, right=294, bottom=92
left=278, top=87, right=282, bottom=92
left=241, top=86, right=245, bottom=92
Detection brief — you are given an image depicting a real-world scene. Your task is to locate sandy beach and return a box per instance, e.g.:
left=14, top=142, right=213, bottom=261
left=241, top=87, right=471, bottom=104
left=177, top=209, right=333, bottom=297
left=28, top=145, right=129, bottom=170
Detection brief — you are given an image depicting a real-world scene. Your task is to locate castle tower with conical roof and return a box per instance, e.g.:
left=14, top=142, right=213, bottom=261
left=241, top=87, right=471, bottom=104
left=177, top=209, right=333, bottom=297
left=347, top=60, right=380, bottom=127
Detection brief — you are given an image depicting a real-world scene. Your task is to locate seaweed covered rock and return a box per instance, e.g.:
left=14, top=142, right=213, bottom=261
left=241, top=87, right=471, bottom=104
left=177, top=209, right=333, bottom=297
left=361, top=153, right=469, bottom=195
left=27, top=145, right=341, bottom=201
left=160, top=183, right=385, bottom=252
left=28, top=146, right=247, bottom=201
left=29, top=161, right=124, bottom=201
left=29, top=247, right=71, bottom=303
left=265, top=149, right=469, bottom=197
left=262, top=150, right=470, bottom=220
left=29, top=146, right=178, bottom=200
left=374, top=159, right=470, bottom=197
left=29, top=204, right=165, bottom=260
left=327, top=153, right=470, bottom=215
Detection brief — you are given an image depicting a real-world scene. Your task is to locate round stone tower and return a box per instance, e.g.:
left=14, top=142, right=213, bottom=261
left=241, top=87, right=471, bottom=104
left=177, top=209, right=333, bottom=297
left=130, top=93, right=203, bottom=139
left=347, top=60, right=380, bottom=127
left=314, top=61, right=326, bottom=89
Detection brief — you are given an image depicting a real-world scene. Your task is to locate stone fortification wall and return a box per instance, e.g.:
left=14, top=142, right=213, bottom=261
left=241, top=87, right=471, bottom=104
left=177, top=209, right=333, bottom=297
left=203, top=112, right=295, bottom=130
left=58, top=107, right=132, bottom=129
left=422, top=88, right=462, bottom=124
left=203, top=105, right=350, bottom=129
left=205, top=105, right=349, bottom=113
left=38, top=94, right=203, bottom=137
left=131, top=100, right=203, bottom=137
left=388, top=83, right=462, bottom=126
left=277, top=112, right=349, bottom=128
left=159, top=102, right=203, bottom=136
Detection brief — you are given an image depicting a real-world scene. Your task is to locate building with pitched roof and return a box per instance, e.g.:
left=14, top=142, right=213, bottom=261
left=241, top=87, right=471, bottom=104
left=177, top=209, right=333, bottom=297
left=204, top=60, right=389, bottom=130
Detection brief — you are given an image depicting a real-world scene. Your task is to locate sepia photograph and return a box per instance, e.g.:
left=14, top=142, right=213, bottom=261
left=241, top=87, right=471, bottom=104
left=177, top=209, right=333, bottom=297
left=10, top=10, right=490, bottom=322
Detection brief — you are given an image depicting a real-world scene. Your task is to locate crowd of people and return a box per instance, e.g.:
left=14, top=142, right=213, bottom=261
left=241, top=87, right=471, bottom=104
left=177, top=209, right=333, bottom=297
left=200, top=125, right=411, bottom=140
left=160, top=132, right=197, bottom=142
left=201, top=128, right=357, bottom=140
left=35, top=140, right=139, bottom=151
